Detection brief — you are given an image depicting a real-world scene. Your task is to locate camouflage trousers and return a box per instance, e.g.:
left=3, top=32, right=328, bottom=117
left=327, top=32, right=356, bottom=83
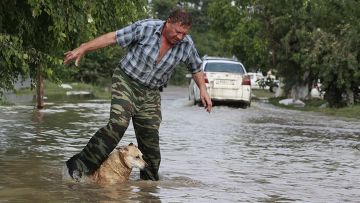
left=66, top=68, right=162, bottom=181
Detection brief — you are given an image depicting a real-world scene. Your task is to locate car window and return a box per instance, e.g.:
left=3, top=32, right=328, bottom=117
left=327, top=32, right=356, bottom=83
left=204, top=62, right=245, bottom=74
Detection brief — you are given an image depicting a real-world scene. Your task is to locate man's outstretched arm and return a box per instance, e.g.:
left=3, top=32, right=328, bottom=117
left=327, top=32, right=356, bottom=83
left=64, top=31, right=116, bottom=66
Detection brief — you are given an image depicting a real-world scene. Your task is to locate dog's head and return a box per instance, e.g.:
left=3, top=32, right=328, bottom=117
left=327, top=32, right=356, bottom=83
left=118, top=143, right=147, bottom=170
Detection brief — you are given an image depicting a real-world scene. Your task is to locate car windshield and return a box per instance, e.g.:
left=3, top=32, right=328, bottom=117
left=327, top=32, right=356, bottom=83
left=204, top=62, right=245, bottom=74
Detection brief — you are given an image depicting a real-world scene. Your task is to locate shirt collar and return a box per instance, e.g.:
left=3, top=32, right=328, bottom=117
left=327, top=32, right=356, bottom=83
left=155, top=21, right=164, bottom=36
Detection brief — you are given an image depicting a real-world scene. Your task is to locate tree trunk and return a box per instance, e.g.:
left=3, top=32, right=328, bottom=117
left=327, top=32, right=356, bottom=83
left=324, top=85, right=344, bottom=108
left=346, top=88, right=354, bottom=106
left=291, top=84, right=309, bottom=100
left=36, top=66, right=44, bottom=109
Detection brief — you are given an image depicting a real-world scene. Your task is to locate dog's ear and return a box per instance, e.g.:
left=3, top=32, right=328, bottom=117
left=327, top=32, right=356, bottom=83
left=129, top=142, right=138, bottom=148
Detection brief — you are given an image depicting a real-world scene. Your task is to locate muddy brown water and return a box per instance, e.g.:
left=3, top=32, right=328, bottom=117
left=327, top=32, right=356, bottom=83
left=0, top=86, right=359, bottom=202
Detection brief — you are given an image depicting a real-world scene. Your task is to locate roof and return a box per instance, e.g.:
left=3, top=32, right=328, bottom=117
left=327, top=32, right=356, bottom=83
left=202, top=55, right=238, bottom=62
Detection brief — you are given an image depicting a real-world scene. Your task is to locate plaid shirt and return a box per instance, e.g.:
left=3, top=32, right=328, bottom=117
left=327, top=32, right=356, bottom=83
left=115, top=19, right=202, bottom=89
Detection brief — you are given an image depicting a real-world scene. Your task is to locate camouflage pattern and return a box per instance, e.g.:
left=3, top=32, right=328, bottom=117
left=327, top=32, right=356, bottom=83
left=66, top=68, right=162, bottom=181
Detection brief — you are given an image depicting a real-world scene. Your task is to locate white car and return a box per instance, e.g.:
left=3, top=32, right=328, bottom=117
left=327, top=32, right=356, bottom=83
left=187, top=56, right=251, bottom=108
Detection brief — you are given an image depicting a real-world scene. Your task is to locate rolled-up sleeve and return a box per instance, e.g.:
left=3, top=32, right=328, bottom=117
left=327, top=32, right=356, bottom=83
left=115, top=21, right=142, bottom=48
left=185, top=44, right=203, bottom=73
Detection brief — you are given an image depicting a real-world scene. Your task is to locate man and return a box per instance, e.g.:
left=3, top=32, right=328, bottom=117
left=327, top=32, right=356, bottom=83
left=63, top=9, right=212, bottom=181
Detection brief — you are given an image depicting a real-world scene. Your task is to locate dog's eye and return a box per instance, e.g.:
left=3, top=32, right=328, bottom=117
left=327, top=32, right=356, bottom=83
left=135, top=155, right=140, bottom=159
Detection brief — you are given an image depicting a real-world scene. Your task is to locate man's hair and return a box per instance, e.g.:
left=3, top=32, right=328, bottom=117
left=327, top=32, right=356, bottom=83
left=167, top=8, right=192, bottom=26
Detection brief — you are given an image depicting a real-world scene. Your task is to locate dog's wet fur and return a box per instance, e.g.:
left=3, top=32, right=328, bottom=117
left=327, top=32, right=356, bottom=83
left=63, top=143, right=147, bottom=186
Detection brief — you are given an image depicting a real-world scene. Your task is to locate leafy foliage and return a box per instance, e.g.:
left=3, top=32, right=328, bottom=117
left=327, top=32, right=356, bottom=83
left=208, top=0, right=360, bottom=107
left=0, top=0, right=147, bottom=93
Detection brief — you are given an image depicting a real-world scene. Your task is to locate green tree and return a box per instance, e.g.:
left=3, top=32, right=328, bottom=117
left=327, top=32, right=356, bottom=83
left=1, top=0, right=147, bottom=107
left=305, top=0, right=360, bottom=107
left=208, top=0, right=270, bottom=71
left=208, top=0, right=360, bottom=107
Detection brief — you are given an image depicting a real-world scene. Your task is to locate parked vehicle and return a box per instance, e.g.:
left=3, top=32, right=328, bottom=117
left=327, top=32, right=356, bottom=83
left=187, top=56, right=251, bottom=108
left=256, top=77, right=280, bottom=92
left=247, top=72, right=265, bottom=89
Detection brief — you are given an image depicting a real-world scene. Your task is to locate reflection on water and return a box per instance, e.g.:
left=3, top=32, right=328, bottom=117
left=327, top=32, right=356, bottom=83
left=0, top=87, right=359, bottom=202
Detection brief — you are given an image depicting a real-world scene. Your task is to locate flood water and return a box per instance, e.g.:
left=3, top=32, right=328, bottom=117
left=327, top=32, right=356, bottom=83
left=0, top=86, right=359, bottom=202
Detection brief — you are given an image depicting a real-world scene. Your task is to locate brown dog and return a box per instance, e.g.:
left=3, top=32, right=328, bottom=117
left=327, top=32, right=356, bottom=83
left=88, top=143, right=147, bottom=186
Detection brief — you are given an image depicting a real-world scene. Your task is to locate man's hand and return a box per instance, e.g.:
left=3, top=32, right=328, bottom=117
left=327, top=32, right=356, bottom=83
left=200, top=87, right=212, bottom=113
left=63, top=45, right=86, bottom=66
left=192, top=71, right=213, bottom=113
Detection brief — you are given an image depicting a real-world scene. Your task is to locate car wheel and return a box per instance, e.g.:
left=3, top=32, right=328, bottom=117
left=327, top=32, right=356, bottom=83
left=239, top=102, right=249, bottom=109
left=242, top=103, right=248, bottom=109
left=189, top=88, right=197, bottom=105
left=192, top=95, right=197, bottom=105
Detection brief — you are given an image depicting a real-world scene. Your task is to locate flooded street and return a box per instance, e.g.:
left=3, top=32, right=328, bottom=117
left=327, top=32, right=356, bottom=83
left=0, top=86, right=359, bottom=202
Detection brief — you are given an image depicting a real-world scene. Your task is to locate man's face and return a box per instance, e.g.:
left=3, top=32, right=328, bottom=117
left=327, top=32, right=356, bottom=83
left=164, top=20, right=191, bottom=45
